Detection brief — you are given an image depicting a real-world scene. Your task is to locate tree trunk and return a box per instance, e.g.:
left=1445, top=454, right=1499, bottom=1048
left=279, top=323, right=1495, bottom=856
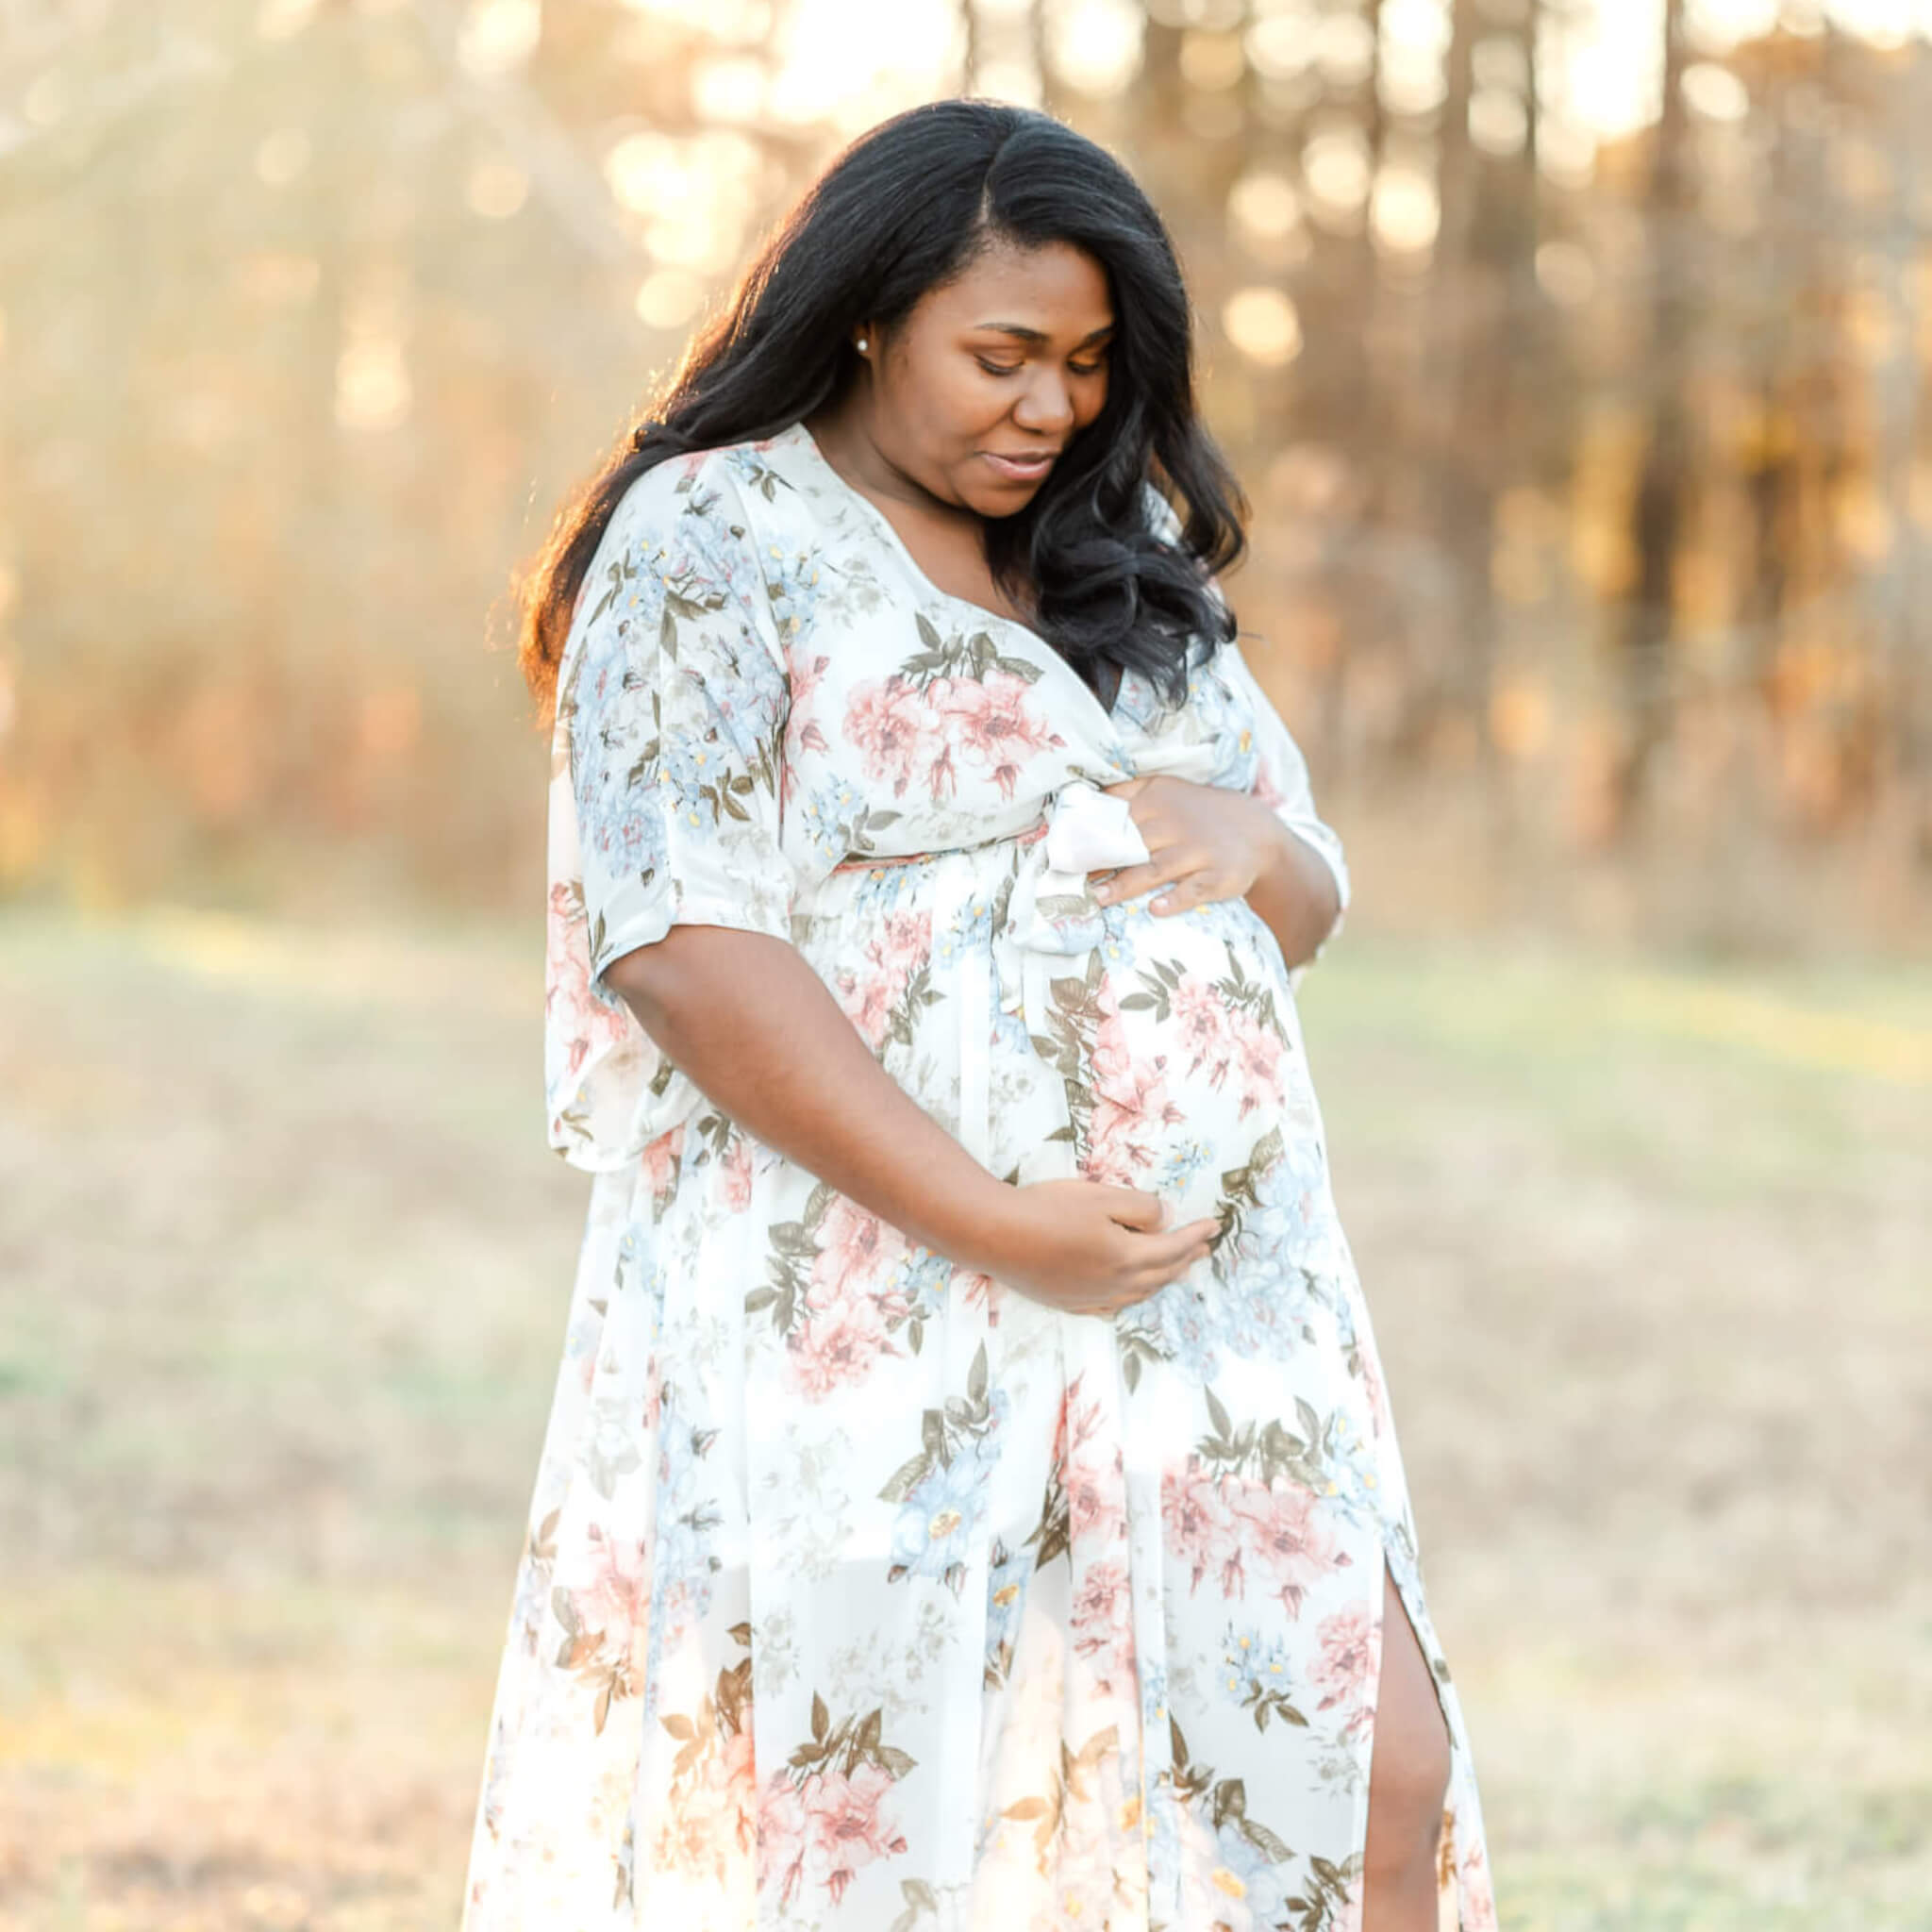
left=1609, top=0, right=1693, bottom=836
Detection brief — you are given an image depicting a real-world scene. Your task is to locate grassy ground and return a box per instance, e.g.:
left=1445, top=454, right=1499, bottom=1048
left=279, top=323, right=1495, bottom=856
left=1, top=907, right=1926, bottom=1931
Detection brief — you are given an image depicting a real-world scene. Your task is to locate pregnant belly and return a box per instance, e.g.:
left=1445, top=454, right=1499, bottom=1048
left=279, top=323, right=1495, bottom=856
left=1069, top=897, right=1325, bottom=1231
left=796, top=866, right=1328, bottom=1238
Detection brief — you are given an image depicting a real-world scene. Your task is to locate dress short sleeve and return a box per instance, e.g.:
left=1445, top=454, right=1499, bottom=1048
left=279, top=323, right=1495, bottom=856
left=1139, top=480, right=1350, bottom=993
left=1211, top=638, right=1350, bottom=992
left=543, top=450, right=798, bottom=1172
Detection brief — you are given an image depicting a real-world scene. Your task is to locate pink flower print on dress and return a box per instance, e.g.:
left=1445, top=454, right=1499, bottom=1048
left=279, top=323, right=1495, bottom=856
left=721, top=1135, right=755, bottom=1213
left=786, top=1273, right=896, bottom=1404
left=1227, top=1479, right=1350, bottom=1617
left=1308, top=1597, right=1381, bottom=1737
left=834, top=909, right=932, bottom=1053
left=1085, top=980, right=1137, bottom=1093
left=786, top=1195, right=915, bottom=1404
left=566, top=1521, right=650, bottom=1649
left=1355, top=1336, right=1391, bottom=1443
left=928, top=670, right=1065, bottom=801
left=1457, top=1838, right=1500, bottom=1930
left=1169, top=977, right=1234, bottom=1090
left=641, top=1123, right=685, bottom=1212
left=545, top=881, right=633, bottom=1075
left=1227, top=1007, right=1284, bottom=1121
left=718, top=1726, right=758, bottom=1851
left=1086, top=994, right=1184, bottom=1189
left=1090, top=1058, right=1190, bottom=1190
left=790, top=649, right=832, bottom=709
left=955, top=1266, right=1000, bottom=1322
left=553, top=1518, right=650, bottom=1719
left=1162, top=1471, right=1251, bottom=1601
left=761, top=1761, right=909, bottom=1909
left=785, top=652, right=834, bottom=758
left=924, top=739, right=958, bottom=801
left=1335, top=1870, right=1366, bottom=1932
left=1055, top=1374, right=1128, bottom=1549
left=758, top=1776, right=808, bottom=1903
left=1070, top=1557, right=1136, bottom=1696
left=843, top=676, right=931, bottom=798
left=811, top=1194, right=911, bottom=1299
left=650, top=1724, right=758, bottom=1886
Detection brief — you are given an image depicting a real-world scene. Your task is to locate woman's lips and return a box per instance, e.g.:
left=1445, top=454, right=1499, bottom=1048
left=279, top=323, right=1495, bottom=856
left=981, top=449, right=1057, bottom=482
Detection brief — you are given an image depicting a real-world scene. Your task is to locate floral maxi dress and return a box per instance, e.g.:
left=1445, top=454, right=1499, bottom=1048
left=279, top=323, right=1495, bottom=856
left=459, top=419, right=1498, bottom=1932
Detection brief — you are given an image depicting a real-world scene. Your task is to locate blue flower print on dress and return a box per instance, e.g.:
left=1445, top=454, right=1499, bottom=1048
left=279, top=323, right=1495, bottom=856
left=879, top=1349, right=1007, bottom=1596
left=1217, top=1623, right=1308, bottom=1734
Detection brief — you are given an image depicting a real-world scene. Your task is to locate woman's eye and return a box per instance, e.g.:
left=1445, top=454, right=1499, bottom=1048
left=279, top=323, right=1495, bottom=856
left=974, top=356, right=1109, bottom=377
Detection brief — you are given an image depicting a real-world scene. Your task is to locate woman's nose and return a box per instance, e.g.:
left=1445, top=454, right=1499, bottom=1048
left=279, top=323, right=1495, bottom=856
left=1014, top=373, right=1074, bottom=435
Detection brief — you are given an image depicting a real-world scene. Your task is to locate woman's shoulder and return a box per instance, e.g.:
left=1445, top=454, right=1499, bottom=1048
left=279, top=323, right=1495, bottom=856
left=605, top=427, right=824, bottom=561
left=607, top=440, right=753, bottom=541
left=568, top=441, right=791, bottom=658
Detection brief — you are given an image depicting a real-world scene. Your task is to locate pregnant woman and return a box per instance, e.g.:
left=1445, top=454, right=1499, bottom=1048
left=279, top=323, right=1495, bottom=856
left=462, top=99, right=1496, bottom=1932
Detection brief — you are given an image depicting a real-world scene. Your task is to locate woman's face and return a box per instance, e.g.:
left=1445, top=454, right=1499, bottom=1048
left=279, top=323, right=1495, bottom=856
left=859, top=237, right=1113, bottom=517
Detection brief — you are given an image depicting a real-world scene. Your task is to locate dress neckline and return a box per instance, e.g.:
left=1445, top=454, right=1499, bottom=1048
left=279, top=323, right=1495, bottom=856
left=784, top=419, right=1126, bottom=736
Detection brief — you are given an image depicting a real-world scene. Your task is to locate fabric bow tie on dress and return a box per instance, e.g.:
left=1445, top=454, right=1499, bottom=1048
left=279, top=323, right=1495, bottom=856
left=995, top=779, right=1149, bottom=1057
left=948, top=741, right=1225, bottom=1179
left=998, top=731, right=1226, bottom=1042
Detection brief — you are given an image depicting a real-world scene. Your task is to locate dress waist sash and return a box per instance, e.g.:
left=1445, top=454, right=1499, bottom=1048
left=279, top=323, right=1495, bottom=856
left=831, top=782, right=1155, bottom=1174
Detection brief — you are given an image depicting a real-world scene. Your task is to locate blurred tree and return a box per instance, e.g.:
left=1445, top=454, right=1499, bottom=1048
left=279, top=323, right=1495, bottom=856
left=0, top=0, right=1924, bottom=948
left=1611, top=0, right=1693, bottom=835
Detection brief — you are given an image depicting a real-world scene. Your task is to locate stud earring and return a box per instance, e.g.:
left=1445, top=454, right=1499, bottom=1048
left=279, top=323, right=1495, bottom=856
left=856, top=337, right=869, bottom=353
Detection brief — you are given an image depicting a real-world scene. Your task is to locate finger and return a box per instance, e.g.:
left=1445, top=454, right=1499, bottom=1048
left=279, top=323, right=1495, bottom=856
left=1136, top=1221, right=1213, bottom=1282
left=1135, top=1246, right=1210, bottom=1294
left=1122, top=813, right=1186, bottom=854
left=1091, top=857, right=1197, bottom=906
left=1097, top=1185, right=1168, bottom=1233
left=1151, top=872, right=1239, bottom=916
left=1113, top=1246, right=1203, bottom=1310
left=1102, top=776, right=1148, bottom=800
left=1136, top=1213, right=1213, bottom=1259
left=1122, top=1220, right=1217, bottom=1274
left=1135, top=1226, right=1216, bottom=1294
left=1066, top=1282, right=1149, bottom=1317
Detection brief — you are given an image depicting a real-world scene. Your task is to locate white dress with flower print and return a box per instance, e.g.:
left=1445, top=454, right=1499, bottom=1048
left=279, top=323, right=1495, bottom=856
left=459, top=419, right=1498, bottom=1932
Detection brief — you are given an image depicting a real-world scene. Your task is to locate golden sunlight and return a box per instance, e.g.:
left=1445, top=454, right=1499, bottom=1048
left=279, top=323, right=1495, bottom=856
left=1047, top=0, right=1145, bottom=96
left=1223, top=285, right=1303, bottom=367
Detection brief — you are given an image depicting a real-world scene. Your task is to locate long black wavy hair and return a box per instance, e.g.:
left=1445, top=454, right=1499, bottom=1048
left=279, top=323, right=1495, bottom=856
left=516, top=97, right=1249, bottom=723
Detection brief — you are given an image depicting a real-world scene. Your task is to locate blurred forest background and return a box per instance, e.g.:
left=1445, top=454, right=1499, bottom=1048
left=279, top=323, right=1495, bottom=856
left=4, top=0, right=1932, bottom=955
left=4, top=5, right=1931, bottom=1932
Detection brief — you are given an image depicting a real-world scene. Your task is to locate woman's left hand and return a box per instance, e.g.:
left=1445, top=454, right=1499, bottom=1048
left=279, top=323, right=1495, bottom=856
left=1089, top=774, right=1285, bottom=916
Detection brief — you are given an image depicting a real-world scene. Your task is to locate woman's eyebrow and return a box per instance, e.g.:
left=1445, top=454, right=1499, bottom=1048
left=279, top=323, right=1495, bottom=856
left=974, top=321, right=1116, bottom=345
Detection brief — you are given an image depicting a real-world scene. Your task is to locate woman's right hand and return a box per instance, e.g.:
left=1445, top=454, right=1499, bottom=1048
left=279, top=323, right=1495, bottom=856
left=967, top=1179, right=1220, bottom=1318
left=605, top=928, right=1218, bottom=1322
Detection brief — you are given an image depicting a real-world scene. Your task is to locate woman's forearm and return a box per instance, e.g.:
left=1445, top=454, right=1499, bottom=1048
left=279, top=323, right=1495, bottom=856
left=1244, top=816, right=1342, bottom=973
left=604, top=924, right=1014, bottom=1263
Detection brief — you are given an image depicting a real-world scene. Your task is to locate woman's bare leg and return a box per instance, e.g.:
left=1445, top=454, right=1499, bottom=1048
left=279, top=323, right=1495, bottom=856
left=1360, top=1557, right=1453, bottom=1931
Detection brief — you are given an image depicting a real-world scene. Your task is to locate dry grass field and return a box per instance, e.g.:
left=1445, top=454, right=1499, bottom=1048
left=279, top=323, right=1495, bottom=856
left=1, top=908, right=1926, bottom=1931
